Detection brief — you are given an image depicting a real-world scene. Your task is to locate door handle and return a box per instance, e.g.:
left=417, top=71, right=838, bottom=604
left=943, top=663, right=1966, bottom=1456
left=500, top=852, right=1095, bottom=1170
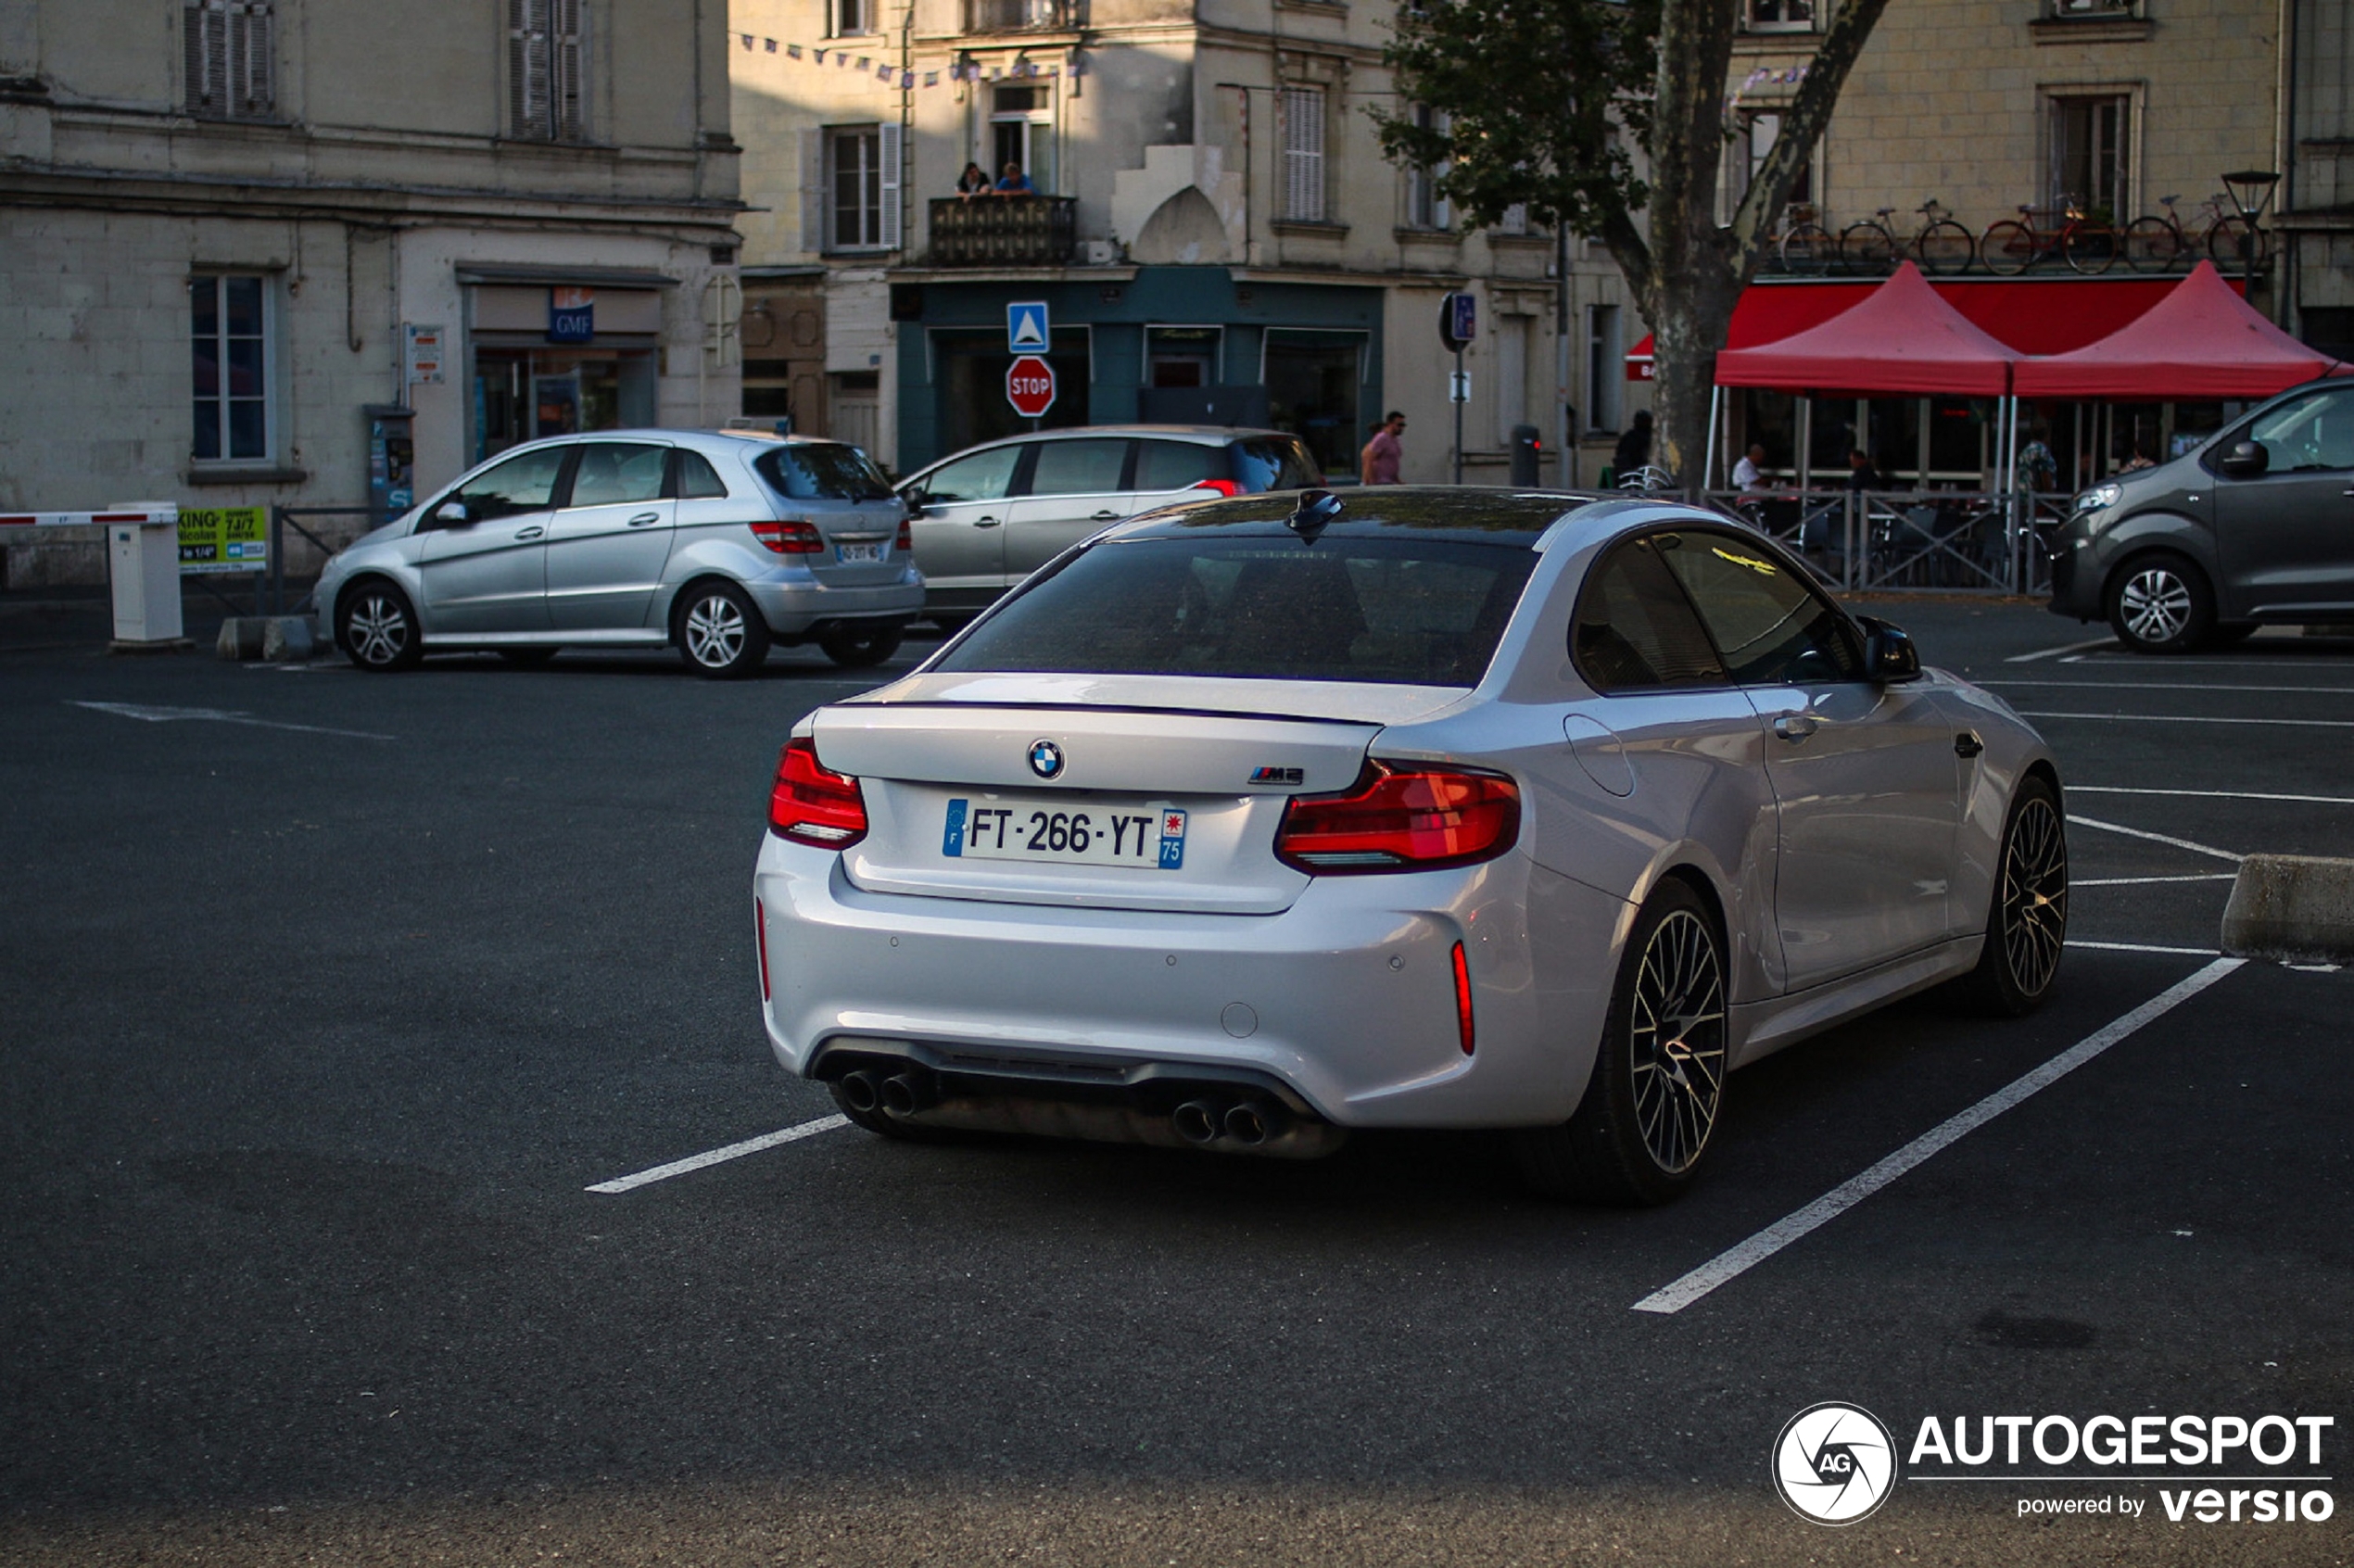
left=1955, top=731, right=1984, bottom=759
left=1090, top=510, right=1120, bottom=522
left=626, top=511, right=662, bottom=526
left=513, top=525, right=546, bottom=540
left=974, top=515, right=1002, bottom=528
left=1772, top=713, right=1817, bottom=741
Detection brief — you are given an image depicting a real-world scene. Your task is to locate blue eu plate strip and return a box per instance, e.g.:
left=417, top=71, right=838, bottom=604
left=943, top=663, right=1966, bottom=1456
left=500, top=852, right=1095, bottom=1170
left=942, top=797, right=968, bottom=857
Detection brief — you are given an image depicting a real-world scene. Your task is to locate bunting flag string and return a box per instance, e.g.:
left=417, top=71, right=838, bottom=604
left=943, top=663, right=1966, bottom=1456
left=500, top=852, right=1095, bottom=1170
left=733, top=30, right=1066, bottom=90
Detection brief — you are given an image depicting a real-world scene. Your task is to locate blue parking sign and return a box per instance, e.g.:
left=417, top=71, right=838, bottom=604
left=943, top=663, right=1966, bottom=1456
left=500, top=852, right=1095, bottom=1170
left=1006, top=300, right=1050, bottom=354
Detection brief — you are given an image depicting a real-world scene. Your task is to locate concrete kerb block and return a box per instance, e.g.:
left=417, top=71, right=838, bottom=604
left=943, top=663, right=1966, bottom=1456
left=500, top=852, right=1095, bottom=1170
left=216, top=617, right=265, bottom=660
left=2221, top=854, right=2354, bottom=964
left=260, top=616, right=315, bottom=662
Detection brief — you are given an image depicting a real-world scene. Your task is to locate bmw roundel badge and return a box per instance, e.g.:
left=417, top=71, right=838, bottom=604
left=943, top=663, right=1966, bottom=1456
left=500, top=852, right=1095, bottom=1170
left=1028, top=739, right=1065, bottom=779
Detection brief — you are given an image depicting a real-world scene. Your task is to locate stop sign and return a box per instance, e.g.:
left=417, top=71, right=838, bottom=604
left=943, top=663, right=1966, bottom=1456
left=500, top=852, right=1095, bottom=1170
left=1006, top=354, right=1057, bottom=418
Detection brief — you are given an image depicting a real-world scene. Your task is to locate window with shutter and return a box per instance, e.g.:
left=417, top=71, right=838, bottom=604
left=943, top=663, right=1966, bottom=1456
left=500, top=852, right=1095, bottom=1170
left=508, top=0, right=588, bottom=141
left=184, top=1, right=273, bottom=120
left=1281, top=87, right=1325, bottom=222
left=878, top=121, right=904, bottom=251
left=800, top=128, right=826, bottom=254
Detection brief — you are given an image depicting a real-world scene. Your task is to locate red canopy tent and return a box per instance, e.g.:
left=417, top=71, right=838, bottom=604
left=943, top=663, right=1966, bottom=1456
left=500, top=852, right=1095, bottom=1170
left=2011, top=260, right=2338, bottom=398
left=1712, top=261, right=2020, bottom=396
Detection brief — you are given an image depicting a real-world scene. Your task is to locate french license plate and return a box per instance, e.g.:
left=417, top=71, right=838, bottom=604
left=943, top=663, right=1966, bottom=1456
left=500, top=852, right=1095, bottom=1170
left=943, top=798, right=1187, bottom=870
left=835, top=541, right=884, bottom=564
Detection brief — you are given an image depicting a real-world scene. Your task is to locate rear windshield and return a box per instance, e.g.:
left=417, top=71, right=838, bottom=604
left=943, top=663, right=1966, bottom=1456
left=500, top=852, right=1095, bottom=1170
left=1231, top=436, right=1323, bottom=492
left=934, top=536, right=1537, bottom=686
left=753, top=443, right=894, bottom=502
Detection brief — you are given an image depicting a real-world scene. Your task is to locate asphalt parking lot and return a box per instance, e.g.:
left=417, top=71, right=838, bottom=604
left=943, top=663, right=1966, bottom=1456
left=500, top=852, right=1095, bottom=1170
left=2, top=595, right=2348, bottom=1566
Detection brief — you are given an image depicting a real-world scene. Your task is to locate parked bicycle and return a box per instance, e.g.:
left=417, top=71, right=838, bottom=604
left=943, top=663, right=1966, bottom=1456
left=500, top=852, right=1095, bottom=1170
left=2121, top=193, right=2268, bottom=274
left=1981, top=199, right=2118, bottom=276
left=1776, top=203, right=1835, bottom=276
left=1839, top=199, right=1977, bottom=275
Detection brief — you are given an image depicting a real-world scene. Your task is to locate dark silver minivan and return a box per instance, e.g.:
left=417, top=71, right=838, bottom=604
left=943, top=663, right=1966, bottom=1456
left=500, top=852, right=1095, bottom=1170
left=2049, top=376, right=2354, bottom=651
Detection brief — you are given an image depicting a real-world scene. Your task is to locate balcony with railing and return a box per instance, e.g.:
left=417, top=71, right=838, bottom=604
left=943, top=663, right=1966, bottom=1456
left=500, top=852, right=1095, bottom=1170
left=964, top=0, right=1074, bottom=32
left=926, top=196, right=1078, bottom=267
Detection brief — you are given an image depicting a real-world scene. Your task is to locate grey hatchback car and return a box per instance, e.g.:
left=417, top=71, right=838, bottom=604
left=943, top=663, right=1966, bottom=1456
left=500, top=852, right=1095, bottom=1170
left=896, top=425, right=1323, bottom=626
left=314, top=430, right=923, bottom=677
left=2048, top=376, right=2354, bottom=651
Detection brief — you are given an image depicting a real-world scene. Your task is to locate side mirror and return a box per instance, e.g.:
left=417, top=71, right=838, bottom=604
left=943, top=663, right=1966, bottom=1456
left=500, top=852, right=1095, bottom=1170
left=434, top=499, right=471, bottom=526
left=1857, top=616, right=1922, bottom=682
left=901, top=493, right=929, bottom=517
left=2217, top=440, right=2269, bottom=479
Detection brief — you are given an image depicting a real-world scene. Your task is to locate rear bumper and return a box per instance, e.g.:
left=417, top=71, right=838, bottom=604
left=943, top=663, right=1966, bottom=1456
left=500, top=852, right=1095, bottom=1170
left=752, top=831, right=1626, bottom=1129
left=743, top=573, right=925, bottom=637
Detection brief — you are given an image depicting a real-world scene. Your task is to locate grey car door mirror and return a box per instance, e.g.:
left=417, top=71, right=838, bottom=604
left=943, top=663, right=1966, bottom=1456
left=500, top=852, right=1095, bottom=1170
left=1857, top=617, right=1921, bottom=682
left=2218, top=440, right=2270, bottom=479
left=434, top=499, right=472, bottom=526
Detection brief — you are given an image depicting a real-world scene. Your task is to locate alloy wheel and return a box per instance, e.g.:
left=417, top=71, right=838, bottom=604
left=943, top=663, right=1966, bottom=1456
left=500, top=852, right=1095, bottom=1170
left=2119, top=567, right=2193, bottom=646
left=347, top=593, right=410, bottom=666
left=684, top=594, right=746, bottom=668
left=2000, top=796, right=2068, bottom=997
left=1627, top=909, right=1727, bottom=1176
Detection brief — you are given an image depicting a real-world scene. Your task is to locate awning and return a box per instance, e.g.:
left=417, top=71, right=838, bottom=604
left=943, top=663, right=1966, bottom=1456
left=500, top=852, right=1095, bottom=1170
left=454, top=263, right=680, bottom=289
left=1713, top=262, right=2020, bottom=396
left=1626, top=273, right=2190, bottom=383
left=2012, top=261, right=2339, bottom=398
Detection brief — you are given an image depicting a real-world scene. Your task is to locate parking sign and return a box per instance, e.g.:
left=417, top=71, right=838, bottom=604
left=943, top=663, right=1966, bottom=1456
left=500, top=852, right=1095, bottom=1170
left=1007, top=300, right=1050, bottom=354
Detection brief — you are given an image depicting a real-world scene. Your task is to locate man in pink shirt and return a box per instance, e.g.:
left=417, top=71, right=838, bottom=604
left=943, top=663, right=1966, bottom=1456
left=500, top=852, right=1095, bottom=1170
left=1360, top=411, right=1406, bottom=485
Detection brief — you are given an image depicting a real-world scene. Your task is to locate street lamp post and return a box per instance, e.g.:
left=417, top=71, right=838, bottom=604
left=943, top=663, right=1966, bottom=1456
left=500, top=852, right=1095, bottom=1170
left=2220, top=169, right=2280, bottom=310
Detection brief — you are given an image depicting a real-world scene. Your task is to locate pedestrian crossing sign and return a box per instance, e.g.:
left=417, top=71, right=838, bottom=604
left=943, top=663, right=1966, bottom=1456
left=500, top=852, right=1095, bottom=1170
left=1007, top=300, right=1050, bottom=353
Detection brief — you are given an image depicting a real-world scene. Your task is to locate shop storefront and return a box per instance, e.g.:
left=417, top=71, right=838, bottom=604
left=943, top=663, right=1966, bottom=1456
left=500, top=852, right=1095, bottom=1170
left=888, top=265, right=1384, bottom=475
left=459, top=266, right=675, bottom=463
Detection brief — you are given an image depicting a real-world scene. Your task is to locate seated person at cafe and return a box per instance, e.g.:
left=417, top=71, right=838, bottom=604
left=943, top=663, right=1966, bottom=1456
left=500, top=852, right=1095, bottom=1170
left=1732, top=443, right=1768, bottom=491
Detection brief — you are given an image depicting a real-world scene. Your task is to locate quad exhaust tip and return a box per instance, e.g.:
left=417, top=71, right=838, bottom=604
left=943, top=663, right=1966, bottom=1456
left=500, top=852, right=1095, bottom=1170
left=838, top=1069, right=883, bottom=1115
left=880, top=1070, right=936, bottom=1117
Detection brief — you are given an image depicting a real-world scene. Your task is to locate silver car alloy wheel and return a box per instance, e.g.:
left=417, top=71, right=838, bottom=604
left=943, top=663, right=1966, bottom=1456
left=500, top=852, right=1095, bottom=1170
left=1629, top=908, right=1727, bottom=1176
left=2119, top=565, right=2193, bottom=645
left=684, top=592, right=747, bottom=668
left=347, top=592, right=410, bottom=666
left=2000, top=794, right=2068, bottom=996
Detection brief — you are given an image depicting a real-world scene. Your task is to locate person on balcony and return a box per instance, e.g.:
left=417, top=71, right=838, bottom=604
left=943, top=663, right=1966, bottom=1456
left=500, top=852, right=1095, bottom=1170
left=994, top=161, right=1038, bottom=196
left=956, top=161, right=991, bottom=199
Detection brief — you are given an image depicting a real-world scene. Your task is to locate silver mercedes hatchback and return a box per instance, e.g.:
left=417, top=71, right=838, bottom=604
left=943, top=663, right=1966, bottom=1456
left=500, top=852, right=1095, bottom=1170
left=314, top=429, right=924, bottom=676
left=753, top=488, right=2068, bottom=1202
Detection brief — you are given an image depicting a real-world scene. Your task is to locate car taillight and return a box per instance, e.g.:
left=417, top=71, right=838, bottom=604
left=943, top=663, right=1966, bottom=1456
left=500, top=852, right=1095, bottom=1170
left=1191, top=478, right=1243, bottom=498
left=768, top=738, right=867, bottom=847
left=1274, top=761, right=1520, bottom=873
left=895, top=516, right=912, bottom=550
left=751, top=519, right=824, bottom=555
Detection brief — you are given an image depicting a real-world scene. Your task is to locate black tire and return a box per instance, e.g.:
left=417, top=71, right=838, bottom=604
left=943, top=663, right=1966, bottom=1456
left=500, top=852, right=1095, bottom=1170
left=1838, top=220, right=1896, bottom=275
left=1510, top=879, right=1728, bottom=1206
left=2205, top=216, right=2267, bottom=271
left=1954, top=774, right=2068, bottom=1017
left=2107, top=551, right=2216, bottom=653
left=336, top=579, right=423, bottom=672
left=817, top=622, right=905, bottom=668
left=497, top=647, right=559, bottom=666
left=2122, top=217, right=2183, bottom=273
left=673, top=581, right=771, bottom=677
left=1981, top=221, right=2034, bottom=276
left=2063, top=222, right=2118, bottom=275
left=1778, top=223, right=1833, bottom=276
left=1916, top=219, right=1977, bottom=275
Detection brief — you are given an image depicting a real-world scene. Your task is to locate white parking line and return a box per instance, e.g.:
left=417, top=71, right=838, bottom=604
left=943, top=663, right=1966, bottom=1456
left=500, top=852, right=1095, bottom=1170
left=2065, top=653, right=2354, bottom=669
left=2069, top=940, right=2222, bottom=955
left=70, top=699, right=393, bottom=740
left=586, top=1114, right=849, bottom=1193
left=2019, top=710, right=2354, bottom=729
left=2072, top=786, right=2354, bottom=806
left=1986, top=679, right=2354, bottom=695
left=2066, top=814, right=2242, bottom=863
left=1629, top=958, right=2245, bottom=1316
left=2072, top=874, right=2238, bottom=886
left=2003, top=637, right=2117, bottom=664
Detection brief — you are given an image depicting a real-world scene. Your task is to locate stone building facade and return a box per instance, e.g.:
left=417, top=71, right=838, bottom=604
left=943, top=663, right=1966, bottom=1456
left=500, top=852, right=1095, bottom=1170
left=727, top=0, right=1639, bottom=485
left=0, top=0, right=742, bottom=585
